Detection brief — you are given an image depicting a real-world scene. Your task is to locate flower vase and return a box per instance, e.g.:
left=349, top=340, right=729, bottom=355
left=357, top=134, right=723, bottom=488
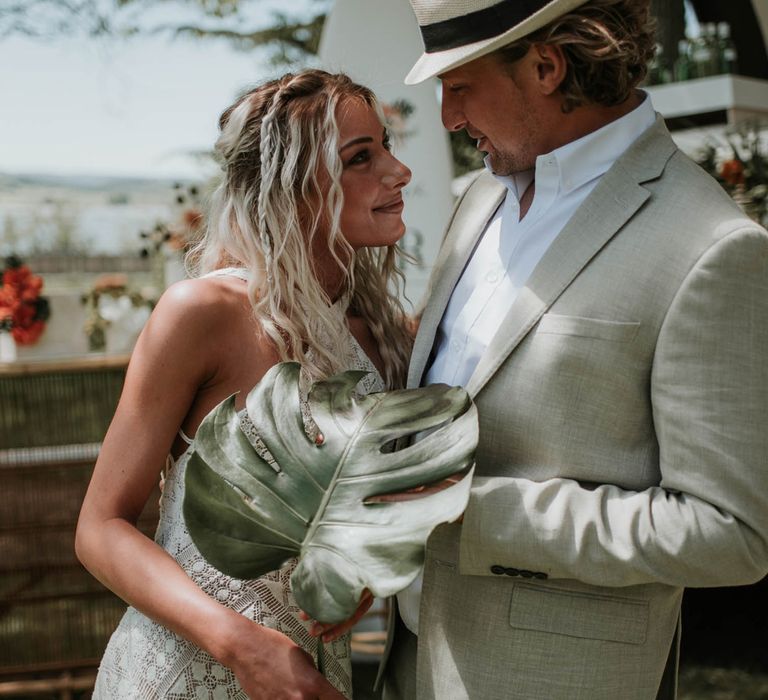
left=0, top=330, right=17, bottom=362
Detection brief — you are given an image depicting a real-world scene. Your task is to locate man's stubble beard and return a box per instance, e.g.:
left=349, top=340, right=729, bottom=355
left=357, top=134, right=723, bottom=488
left=487, top=149, right=537, bottom=177
left=484, top=123, right=540, bottom=176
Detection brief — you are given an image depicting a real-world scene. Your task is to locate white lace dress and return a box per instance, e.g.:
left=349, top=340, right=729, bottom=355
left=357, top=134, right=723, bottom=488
left=93, top=269, right=384, bottom=699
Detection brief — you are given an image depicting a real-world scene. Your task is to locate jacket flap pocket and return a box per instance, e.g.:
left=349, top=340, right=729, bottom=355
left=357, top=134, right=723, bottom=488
left=537, top=314, right=640, bottom=342
left=509, top=583, right=648, bottom=645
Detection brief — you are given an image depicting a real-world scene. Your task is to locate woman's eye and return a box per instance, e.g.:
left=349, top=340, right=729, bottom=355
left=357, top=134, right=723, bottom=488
left=347, top=149, right=370, bottom=166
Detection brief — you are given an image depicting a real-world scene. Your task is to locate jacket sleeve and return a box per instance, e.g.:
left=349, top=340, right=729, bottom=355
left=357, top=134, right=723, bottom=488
left=458, top=224, right=768, bottom=588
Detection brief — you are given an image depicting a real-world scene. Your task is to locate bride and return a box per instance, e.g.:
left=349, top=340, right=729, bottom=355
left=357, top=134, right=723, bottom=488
left=76, top=69, right=413, bottom=699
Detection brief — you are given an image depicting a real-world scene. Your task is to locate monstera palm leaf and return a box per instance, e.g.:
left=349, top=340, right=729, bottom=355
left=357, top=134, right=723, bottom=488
left=184, top=362, right=477, bottom=623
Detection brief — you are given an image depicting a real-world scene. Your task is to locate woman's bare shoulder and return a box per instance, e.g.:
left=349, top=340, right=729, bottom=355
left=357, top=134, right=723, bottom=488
left=149, top=276, right=247, bottom=335
left=129, top=275, right=256, bottom=380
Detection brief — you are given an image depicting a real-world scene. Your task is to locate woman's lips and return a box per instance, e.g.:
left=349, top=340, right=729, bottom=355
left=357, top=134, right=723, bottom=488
left=374, top=197, right=404, bottom=214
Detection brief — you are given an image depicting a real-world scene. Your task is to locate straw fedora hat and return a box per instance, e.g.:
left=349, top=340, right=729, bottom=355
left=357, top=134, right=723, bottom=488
left=405, top=0, right=591, bottom=84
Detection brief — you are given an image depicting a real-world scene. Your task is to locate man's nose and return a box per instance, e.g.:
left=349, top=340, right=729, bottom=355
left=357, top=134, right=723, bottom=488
left=440, top=90, right=464, bottom=132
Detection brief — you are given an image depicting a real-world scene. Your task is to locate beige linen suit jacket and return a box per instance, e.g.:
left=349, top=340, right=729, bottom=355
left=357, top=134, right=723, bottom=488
left=384, top=116, right=768, bottom=700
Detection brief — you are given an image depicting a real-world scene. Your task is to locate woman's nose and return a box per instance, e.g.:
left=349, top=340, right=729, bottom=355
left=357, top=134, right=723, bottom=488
left=384, top=154, right=412, bottom=189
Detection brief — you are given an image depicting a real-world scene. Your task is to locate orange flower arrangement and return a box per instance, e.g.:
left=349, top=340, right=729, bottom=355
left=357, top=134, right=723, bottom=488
left=697, top=120, right=768, bottom=226
left=0, top=256, right=50, bottom=345
left=719, top=158, right=745, bottom=186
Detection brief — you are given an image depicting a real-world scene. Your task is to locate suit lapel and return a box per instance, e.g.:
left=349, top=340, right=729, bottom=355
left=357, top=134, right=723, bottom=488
left=408, top=172, right=505, bottom=388
left=465, top=116, right=677, bottom=397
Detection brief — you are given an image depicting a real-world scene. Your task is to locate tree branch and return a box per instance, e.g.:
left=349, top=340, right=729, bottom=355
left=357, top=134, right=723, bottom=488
left=0, top=0, right=329, bottom=64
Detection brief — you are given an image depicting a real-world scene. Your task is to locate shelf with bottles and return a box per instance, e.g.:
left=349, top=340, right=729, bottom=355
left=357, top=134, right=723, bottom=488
left=646, top=21, right=739, bottom=87
left=645, top=73, right=768, bottom=128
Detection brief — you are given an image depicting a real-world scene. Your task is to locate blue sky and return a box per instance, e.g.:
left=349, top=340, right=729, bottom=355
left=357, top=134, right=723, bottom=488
left=0, top=2, right=316, bottom=179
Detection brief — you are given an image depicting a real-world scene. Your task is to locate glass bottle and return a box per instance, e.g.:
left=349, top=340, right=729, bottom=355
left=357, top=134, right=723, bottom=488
left=717, top=22, right=738, bottom=75
left=691, top=24, right=717, bottom=78
left=673, top=38, right=693, bottom=82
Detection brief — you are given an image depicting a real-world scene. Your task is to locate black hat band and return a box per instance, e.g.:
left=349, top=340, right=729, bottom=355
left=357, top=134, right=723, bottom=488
left=421, top=0, right=551, bottom=53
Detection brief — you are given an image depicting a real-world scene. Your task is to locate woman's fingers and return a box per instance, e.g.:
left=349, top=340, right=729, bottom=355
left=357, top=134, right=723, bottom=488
left=302, top=589, right=374, bottom=641
left=364, top=471, right=466, bottom=503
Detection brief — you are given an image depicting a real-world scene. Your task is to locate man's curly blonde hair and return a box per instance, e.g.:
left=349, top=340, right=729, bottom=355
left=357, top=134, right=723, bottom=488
left=497, top=0, right=656, bottom=113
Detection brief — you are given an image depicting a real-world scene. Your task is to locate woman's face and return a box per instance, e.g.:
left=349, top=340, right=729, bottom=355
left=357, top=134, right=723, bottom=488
left=336, top=99, right=412, bottom=250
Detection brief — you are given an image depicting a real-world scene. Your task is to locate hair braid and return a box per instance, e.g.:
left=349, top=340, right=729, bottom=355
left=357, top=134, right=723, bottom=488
left=256, top=88, right=284, bottom=282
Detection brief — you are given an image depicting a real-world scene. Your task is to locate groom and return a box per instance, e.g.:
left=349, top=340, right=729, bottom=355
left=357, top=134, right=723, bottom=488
left=381, top=0, right=768, bottom=698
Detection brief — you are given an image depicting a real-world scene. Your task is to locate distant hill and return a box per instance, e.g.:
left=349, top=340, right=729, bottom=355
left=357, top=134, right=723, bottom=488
left=0, top=171, right=193, bottom=194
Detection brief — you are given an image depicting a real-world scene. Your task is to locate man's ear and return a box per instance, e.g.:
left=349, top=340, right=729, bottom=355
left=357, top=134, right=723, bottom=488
left=531, top=43, right=567, bottom=95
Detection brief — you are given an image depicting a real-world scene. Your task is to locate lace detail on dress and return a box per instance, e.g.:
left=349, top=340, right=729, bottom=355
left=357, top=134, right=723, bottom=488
left=94, top=306, right=384, bottom=699
left=237, top=413, right=280, bottom=472
left=94, top=444, right=355, bottom=699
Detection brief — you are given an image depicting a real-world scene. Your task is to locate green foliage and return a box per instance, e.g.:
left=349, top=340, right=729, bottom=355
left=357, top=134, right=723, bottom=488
left=184, top=362, right=477, bottom=623
left=168, top=10, right=327, bottom=65
left=450, top=129, right=486, bottom=177
left=0, top=1, right=110, bottom=39
left=678, top=666, right=768, bottom=700
left=0, top=0, right=331, bottom=65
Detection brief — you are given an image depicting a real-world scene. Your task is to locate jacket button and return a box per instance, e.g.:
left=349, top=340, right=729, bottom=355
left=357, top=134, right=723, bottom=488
left=520, top=570, right=534, bottom=578
left=504, top=567, right=520, bottom=577
left=533, top=572, right=548, bottom=579
left=490, top=565, right=505, bottom=575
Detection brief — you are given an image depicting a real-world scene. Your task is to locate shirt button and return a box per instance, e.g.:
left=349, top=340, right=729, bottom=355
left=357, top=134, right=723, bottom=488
left=486, top=270, right=499, bottom=283
left=450, top=340, right=461, bottom=352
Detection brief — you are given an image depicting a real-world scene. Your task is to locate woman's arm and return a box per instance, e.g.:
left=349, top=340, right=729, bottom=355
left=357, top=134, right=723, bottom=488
left=75, top=279, right=343, bottom=699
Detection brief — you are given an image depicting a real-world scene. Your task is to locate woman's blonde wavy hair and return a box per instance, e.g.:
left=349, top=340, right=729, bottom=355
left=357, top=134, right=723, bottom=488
left=497, top=0, right=656, bottom=113
left=187, top=69, right=412, bottom=389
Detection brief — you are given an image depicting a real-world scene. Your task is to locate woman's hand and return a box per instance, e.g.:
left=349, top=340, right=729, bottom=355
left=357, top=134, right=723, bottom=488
left=224, top=618, right=346, bottom=699
left=300, top=588, right=374, bottom=643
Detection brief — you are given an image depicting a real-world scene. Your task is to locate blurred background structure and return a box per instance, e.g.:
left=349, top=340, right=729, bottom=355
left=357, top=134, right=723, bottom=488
left=1, top=0, right=767, bottom=698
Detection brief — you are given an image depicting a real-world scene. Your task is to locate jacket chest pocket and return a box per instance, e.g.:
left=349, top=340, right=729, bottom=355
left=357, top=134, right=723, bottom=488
left=528, top=313, right=645, bottom=395
left=536, top=313, right=640, bottom=343
left=489, top=312, right=652, bottom=462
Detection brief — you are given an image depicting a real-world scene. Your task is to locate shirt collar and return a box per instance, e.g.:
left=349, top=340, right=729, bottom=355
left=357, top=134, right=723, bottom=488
left=484, top=91, right=656, bottom=199
left=486, top=160, right=534, bottom=204
left=547, top=91, right=656, bottom=194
